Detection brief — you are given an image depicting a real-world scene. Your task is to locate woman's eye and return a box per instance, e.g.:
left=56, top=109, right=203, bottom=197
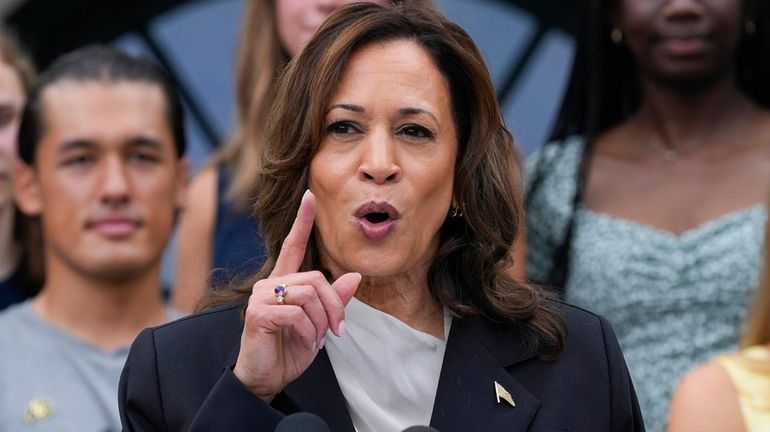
left=326, top=121, right=360, bottom=135
left=399, top=124, right=433, bottom=139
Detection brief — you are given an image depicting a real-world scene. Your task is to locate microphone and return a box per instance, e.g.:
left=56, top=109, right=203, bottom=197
left=274, top=412, right=330, bottom=432
left=402, top=427, right=440, bottom=432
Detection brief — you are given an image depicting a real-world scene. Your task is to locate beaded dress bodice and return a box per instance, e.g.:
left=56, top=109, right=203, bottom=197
left=526, top=137, right=767, bottom=432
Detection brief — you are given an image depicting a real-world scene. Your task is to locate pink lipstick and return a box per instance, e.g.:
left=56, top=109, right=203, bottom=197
left=354, top=201, right=399, bottom=241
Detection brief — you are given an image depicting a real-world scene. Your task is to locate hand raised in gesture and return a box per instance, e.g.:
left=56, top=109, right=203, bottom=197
left=233, top=190, right=361, bottom=401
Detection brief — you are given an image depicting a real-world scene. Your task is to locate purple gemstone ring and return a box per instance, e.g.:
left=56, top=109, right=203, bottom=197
left=274, top=282, right=288, bottom=305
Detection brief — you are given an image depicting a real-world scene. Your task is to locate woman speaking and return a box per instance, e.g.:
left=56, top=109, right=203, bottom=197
left=119, top=3, right=643, bottom=431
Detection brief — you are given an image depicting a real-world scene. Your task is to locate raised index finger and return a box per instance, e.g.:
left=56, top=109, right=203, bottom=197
left=271, top=190, right=316, bottom=277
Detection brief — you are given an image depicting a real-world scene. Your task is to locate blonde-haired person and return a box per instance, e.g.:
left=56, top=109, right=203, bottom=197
left=0, top=26, right=39, bottom=310
left=668, top=197, right=770, bottom=432
left=173, top=0, right=398, bottom=313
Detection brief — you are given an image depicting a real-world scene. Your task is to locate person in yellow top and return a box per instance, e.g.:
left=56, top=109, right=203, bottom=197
left=668, top=194, right=770, bottom=432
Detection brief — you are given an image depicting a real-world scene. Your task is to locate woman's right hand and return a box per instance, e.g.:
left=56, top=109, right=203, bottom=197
left=233, top=190, right=360, bottom=402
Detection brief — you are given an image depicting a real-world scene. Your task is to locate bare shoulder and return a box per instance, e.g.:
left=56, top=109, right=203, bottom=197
left=173, top=164, right=220, bottom=311
left=186, top=165, right=219, bottom=213
left=668, top=360, right=745, bottom=432
left=178, top=164, right=220, bottom=238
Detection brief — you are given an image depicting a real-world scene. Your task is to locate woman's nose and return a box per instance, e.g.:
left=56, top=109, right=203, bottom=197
left=358, top=131, right=401, bottom=184
left=663, top=0, right=704, bottom=21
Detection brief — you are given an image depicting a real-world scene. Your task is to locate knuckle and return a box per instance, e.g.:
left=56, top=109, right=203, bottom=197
left=299, top=284, right=321, bottom=302
left=243, top=305, right=265, bottom=324
left=251, top=278, right=271, bottom=291
left=279, top=242, right=291, bottom=255
left=309, top=271, right=326, bottom=285
left=286, top=306, right=305, bottom=321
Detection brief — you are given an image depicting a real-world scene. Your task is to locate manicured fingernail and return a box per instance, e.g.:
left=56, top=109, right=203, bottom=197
left=310, top=340, right=317, bottom=351
left=337, top=320, right=346, bottom=337
left=319, top=336, right=326, bottom=349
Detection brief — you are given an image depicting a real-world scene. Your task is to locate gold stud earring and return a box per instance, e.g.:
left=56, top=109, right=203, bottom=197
left=611, top=27, right=623, bottom=44
left=745, top=20, right=756, bottom=35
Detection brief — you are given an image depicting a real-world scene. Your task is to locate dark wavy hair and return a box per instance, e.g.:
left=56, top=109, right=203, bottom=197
left=202, top=2, right=566, bottom=360
left=527, top=0, right=770, bottom=290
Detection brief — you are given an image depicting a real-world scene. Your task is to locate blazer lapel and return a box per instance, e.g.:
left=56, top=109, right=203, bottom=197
left=282, top=349, right=356, bottom=431
left=430, top=317, right=541, bottom=432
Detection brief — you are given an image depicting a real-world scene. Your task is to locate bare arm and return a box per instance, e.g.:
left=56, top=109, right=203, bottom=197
left=668, top=361, right=745, bottom=432
left=173, top=166, right=218, bottom=313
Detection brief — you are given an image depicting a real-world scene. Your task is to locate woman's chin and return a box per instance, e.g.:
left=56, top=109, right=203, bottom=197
left=326, top=256, right=406, bottom=280
left=351, top=256, right=431, bottom=281
left=319, top=237, right=434, bottom=281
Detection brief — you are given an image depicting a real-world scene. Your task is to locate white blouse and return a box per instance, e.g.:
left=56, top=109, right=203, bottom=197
left=325, top=297, right=452, bottom=432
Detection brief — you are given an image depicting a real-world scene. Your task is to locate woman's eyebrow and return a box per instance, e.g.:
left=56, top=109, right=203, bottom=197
left=326, top=104, right=438, bottom=123
left=326, top=103, right=364, bottom=114
left=399, top=107, right=438, bottom=124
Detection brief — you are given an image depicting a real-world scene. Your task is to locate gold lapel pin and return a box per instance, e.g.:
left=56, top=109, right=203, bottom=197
left=494, top=381, right=516, bottom=407
left=23, top=397, right=55, bottom=423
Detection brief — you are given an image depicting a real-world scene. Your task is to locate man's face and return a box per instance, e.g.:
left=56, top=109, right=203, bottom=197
left=14, top=80, right=186, bottom=282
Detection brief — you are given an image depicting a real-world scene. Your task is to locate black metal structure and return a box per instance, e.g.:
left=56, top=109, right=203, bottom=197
left=3, top=0, right=577, bottom=150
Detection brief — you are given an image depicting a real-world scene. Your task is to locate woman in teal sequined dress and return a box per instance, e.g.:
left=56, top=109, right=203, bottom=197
left=525, top=0, right=770, bottom=430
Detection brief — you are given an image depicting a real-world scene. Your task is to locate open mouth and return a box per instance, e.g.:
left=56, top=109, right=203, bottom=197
left=355, top=201, right=400, bottom=240
left=364, top=212, right=390, bottom=224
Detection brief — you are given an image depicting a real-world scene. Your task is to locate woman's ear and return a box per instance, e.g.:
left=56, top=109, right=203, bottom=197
left=13, top=161, right=43, bottom=216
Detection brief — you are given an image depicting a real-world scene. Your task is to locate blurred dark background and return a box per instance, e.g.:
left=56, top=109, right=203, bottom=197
left=3, top=0, right=577, bottom=158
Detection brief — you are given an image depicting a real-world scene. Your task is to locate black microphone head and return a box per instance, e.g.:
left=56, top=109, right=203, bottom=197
left=275, top=412, right=331, bottom=432
left=402, top=426, right=439, bottom=432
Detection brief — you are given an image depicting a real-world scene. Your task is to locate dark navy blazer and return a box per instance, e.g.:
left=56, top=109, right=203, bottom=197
left=119, top=301, right=645, bottom=431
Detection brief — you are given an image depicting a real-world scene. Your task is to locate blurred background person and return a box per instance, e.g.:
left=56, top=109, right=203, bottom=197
left=668, top=193, right=770, bottom=432
left=0, top=26, right=39, bottom=310
left=172, top=0, right=396, bottom=313
left=0, top=46, right=186, bottom=431
left=120, top=4, right=643, bottom=431
left=525, top=0, right=770, bottom=430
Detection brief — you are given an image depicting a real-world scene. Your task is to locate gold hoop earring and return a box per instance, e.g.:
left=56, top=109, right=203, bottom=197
left=449, top=204, right=464, bottom=218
